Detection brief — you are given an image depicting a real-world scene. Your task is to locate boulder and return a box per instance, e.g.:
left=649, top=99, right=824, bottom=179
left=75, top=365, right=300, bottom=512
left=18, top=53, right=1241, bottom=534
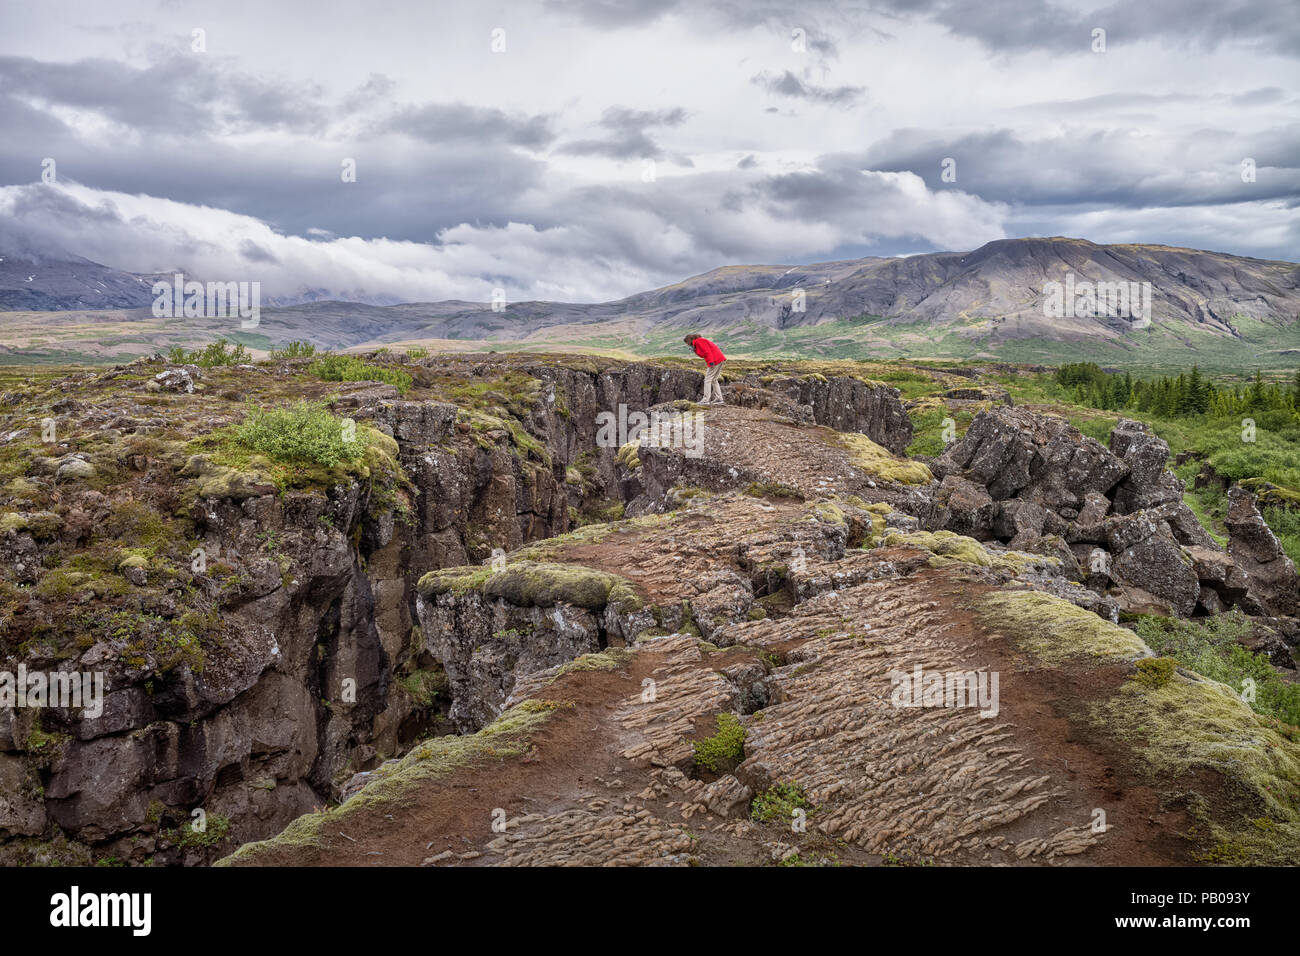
left=992, top=498, right=1046, bottom=546
left=153, top=365, right=201, bottom=394
left=932, top=475, right=997, bottom=540
left=1106, top=516, right=1201, bottom=616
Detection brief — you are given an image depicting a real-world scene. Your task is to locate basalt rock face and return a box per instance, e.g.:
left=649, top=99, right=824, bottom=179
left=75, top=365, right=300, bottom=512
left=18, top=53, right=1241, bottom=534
left=0, top=357, right=916, bottom=865
left=1226, top=486, right=1300, bottom=619
left=931, top=409, right=1284, bottom=622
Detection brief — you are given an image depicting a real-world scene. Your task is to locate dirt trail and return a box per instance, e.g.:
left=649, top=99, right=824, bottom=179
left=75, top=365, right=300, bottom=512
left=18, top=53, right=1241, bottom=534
left=226, top=548, right=1193, bottom=867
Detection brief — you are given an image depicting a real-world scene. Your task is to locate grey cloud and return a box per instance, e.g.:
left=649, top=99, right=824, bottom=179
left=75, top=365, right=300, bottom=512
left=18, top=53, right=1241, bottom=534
left=558, top=105, right=688, bottom=159
left=0, top=54, right=328, bottom=133
left=378, top=102, right=556, bottom=148
left=869, top=0, right=1300, bottom=57
left=239, top=240, right=279, bottom=264
left=751, top=70, right=863, bottom=105
left=859, top=127, right=1300, bottom=208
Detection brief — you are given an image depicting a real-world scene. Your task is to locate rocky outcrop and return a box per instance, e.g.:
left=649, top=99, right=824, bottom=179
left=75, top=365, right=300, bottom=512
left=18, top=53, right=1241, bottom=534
left=931, top=408, right=1285, bottom=620
left=1226, top=486, right=1300, bottom=618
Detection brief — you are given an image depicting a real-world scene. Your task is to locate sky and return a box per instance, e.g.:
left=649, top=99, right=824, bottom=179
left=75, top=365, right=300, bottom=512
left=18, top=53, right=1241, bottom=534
left=0, top=0, right=1296, bottom=304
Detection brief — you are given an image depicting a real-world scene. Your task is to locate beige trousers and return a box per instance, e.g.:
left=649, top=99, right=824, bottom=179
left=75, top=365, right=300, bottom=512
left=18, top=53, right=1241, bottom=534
left=702, top=360, right=725, bottom=404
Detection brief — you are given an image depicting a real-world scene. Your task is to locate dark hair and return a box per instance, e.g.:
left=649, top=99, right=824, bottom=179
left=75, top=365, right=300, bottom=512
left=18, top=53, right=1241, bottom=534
left=683, top=333, right=699, bottom=345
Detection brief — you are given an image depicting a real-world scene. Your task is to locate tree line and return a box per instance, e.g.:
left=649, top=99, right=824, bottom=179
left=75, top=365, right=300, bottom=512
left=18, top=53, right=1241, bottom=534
left=1055, top=362, right=1300, bottom=418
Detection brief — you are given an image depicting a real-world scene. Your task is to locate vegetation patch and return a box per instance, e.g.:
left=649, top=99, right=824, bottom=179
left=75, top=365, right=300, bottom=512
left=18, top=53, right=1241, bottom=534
left=883, top=530, right=1056, bottom=575
left=693, top=712, right=746, bottom=773
left=310, top=354, right=413, bottom=395
left=1087, top=672, right=1300, bottom=864
left=229, top=401, right=363, bottom=467
left=167, top=340, right=250, bottom=367
left=418, top=560, right=641, bottom=613
left=751, top=782, right=813, bottom=823
left=1134, top=611, right=1300, bottom=728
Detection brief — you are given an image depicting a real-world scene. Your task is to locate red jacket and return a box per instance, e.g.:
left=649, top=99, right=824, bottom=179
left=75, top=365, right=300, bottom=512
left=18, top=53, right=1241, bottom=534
left=692, top=337, right=726, bottom=366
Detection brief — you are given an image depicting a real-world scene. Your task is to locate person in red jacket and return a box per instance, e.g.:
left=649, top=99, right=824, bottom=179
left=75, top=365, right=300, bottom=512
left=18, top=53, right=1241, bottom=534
left=684, top=333, right=727, bottom=405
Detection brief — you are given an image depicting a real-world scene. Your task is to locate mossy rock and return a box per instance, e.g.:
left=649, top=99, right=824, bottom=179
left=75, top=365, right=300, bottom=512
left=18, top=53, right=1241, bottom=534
left=834, top=432, right=932, bottom=485
left=1089, top=670, right=1300, bottom=864
left=419, top=560, right=640, bottom=613
left=977, top=590, right=1148, bottom=665
left=484, top=562, right=637, bottom=611
left=616, top=441, right=642, bottom=469
left=416, top=565, right=494, bottom=598
left=0, top=511, right=62, bottom=538
left=180, top=454, right=276, bottom=500
left=882, top=530, right=1056, bottom=575
left=1133, top=656, right=1177, bottom=688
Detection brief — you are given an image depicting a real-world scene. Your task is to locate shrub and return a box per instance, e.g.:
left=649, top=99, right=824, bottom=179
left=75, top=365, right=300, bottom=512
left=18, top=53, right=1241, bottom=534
left=269, top=341, right=316, bottom=360
left=167, top=340, right=250, bottom=367
left=751, top=782, right=812, bottom=823
left=693, top=713, right=746, bottom=773
left=310, top=354, right=412, bottom=395
left=231, top=402, right=364, bottom=467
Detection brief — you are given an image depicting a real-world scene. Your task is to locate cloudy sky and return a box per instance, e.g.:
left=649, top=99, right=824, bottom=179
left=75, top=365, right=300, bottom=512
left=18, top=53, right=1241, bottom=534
left=0, top=0, right=1296, bottom=304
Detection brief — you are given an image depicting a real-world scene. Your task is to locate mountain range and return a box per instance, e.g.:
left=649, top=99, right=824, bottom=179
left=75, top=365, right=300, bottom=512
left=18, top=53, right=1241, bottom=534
left=2, top=237, right=1297, bottom=369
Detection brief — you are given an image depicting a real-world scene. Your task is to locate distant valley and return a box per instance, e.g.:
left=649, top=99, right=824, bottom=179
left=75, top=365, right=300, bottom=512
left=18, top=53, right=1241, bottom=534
left=2, top=237, right=1298, bottom=370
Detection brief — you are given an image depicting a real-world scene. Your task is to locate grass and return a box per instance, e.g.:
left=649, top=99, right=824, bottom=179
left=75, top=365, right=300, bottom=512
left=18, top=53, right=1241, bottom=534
left=1134, top=611, right=1300, bottom=728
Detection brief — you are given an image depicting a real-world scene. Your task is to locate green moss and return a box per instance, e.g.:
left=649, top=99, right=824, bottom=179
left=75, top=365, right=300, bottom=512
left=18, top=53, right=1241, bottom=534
left=834, top=432, right=933, bottom=485
left=418, top=560, right=640, bottom=613
left=882, top=530, right=1057, bottom=575
left=616, top=441, right=642, bottom=469
left=804, top=499, right=847, bottom=527
left=484, top=562, right=631, bottom=611
left=1088, top=674, right=1300, bottom=864
left=397, top=668, right=449, bottom=707
left=693, top=712, right=746, bottom=773
left=174, top=813, right=232, bottom=850
left=1133, top=656, right=1177, bottom=688
left=416, top=565, right=494, bottom=598
left=744, top=480, right=803, bottom=499
left=978, top=590, right=1148, bottom=664
left=552, top=647, right=636, bottom=678
left=216, top=699, right=560, bottom=865
left=0, top=511, right=61, bottom=538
